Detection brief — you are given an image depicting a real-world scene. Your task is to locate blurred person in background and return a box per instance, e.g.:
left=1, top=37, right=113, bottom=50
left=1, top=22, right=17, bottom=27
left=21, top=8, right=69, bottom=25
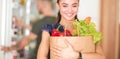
left=1, top=0, right=56, bottom=59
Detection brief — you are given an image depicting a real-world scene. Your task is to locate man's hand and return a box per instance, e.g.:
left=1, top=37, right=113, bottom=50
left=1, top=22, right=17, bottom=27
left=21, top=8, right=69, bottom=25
left=1, top=46, right=11, bottom=53
left=13, top=16, right=25, bottom=27
left=13, top=16, right=32, bottom=30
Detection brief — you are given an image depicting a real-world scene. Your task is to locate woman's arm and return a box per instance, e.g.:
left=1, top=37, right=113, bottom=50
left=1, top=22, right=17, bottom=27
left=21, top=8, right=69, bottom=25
left=50, top=39, right=79, bottom=59
left=50, top=37, right=105, bottom=59
left=82, top=43, right=106, bottom=59
left=37, top=31, right=50, bottom=59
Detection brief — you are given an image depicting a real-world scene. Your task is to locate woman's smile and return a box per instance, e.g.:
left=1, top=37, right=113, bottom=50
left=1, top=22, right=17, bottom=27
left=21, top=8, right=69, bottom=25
left=66, top=13, right=73, bottom=17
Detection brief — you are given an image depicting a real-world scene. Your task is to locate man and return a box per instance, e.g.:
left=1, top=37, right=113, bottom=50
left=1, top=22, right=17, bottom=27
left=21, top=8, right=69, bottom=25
left=1, top=0, right=56, bottom=59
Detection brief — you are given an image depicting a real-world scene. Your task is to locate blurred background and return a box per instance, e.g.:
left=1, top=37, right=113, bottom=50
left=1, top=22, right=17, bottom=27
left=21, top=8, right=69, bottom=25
left=0, top=0, right=119, bottom=59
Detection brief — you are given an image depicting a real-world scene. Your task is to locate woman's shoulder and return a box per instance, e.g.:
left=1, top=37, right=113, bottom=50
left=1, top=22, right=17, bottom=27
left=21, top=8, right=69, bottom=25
left=42, top=23, right=58, bottom=31
left=42, top=24, right=54, bottom=32
left=42, top=23, right=64, bottom=35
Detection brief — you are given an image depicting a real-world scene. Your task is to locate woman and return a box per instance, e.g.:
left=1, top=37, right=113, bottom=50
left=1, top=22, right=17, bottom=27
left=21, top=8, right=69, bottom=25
left=37, top=0, right=106, bottom=59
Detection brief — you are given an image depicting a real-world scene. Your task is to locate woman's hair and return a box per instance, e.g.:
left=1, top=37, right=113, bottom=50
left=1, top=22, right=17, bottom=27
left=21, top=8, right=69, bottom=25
left=57, top=0, right=79, bottom=23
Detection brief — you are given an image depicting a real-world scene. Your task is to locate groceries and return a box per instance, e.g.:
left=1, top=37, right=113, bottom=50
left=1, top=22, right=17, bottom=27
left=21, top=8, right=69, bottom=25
left=51, top=17, right=102, bottom=44
left=50, top=17, right=103, bottom=59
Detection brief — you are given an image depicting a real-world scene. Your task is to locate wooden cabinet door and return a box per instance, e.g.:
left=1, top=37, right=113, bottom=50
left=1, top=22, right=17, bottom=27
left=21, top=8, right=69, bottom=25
left=100, top=0, right=119, bottom=59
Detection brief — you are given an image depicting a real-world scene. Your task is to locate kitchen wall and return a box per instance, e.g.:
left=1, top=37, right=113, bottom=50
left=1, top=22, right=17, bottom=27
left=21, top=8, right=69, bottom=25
left=78, top=0, right=100, bottom=30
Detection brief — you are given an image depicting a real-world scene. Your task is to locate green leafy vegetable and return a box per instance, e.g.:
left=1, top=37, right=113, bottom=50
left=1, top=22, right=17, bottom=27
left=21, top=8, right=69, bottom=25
left=73, top=18, right=102, bottom=44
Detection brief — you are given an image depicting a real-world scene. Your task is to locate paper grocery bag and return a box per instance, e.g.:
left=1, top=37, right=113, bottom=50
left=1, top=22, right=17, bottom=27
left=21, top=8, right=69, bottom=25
left=50, top=36, right=95, bottom=59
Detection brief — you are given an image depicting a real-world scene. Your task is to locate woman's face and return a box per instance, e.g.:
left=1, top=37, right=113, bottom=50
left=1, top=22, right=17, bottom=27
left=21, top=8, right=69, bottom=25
left=58, top=0, right=79, bottom=21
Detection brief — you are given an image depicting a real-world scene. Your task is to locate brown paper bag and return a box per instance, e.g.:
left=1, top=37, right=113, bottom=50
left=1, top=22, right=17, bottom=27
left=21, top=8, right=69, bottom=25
left=50, top=36, right=95, bottom=59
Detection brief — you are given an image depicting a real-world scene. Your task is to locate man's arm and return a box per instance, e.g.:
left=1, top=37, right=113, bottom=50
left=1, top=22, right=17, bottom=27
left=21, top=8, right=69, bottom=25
left=13, top=16, right=32, bottom=30
left=16, top=32, right=37, bottom=50
left=1, top=32, right=37, bottom=52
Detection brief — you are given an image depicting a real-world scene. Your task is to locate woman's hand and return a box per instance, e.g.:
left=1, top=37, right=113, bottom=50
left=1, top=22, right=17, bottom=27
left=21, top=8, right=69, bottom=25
left=50, top=39, right=79, bottom=59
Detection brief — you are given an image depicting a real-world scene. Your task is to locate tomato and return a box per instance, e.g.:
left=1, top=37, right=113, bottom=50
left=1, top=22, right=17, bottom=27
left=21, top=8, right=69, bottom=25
left=65, top=30, right=72, bottom=36
left=52, top=29, right=61, bottom=36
